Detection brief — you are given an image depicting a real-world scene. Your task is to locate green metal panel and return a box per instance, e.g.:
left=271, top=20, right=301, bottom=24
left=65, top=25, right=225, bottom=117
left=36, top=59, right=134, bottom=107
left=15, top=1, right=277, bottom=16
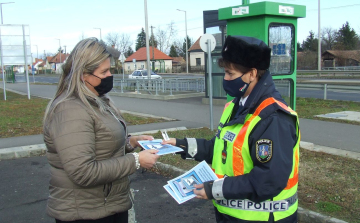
left=219, top=1, right=306, bottom=20
left=217, top=1, right=306, bottom=110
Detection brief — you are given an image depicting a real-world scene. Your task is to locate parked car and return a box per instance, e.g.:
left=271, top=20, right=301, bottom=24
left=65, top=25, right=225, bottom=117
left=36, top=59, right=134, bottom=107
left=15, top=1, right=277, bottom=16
left=128, top=70, right=162, bottom=79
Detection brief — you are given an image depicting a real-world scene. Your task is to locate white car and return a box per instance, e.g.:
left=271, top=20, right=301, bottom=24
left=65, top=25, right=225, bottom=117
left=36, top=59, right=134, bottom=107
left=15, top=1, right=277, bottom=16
left=128, top=70, right=162, bottom=79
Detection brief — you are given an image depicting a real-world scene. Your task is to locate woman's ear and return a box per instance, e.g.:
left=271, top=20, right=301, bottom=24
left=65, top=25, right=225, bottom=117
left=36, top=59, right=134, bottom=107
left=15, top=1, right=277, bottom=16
left=81, top=73, right=87, bottom=82
left=249, top=68, right=258, bottom=82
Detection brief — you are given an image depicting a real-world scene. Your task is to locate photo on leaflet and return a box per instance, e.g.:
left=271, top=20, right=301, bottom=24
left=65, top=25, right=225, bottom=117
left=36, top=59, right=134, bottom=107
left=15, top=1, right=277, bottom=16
left=181, top=174, right=201, bottom=190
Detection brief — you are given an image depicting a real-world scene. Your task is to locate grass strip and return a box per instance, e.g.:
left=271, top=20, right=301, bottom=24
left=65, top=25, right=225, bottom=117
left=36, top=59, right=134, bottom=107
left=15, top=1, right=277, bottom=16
left=148, top=129, right=359, bottom=223
left=0, top=91, right=168, bottom=138
left=296, top=97, right=360, bottom=125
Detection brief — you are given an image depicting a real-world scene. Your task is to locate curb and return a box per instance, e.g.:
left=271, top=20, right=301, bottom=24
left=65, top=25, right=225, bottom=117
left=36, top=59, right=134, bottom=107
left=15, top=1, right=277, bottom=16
left=0, top=144, right=46, bottom=160
left=300, top=141, right=360, bottom=160
left=0, top=127, right=187, bottom=161
left=109, top=91, right=205, bottom=100
left=154, top=162, right=349, bottom=223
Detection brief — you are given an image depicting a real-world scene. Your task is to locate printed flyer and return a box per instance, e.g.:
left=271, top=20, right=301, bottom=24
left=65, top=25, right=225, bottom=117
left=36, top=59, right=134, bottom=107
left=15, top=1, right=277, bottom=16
left=164, top=160, right=218, bottom=204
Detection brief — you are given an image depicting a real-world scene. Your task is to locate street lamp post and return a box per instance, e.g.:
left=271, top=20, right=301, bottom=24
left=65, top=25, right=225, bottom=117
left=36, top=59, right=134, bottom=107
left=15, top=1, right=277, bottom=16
left=55, top=38, right=61, bottom=68
left=33, top=45, right=38, bottom=59
left=317, top=0, right=321, bottom=76
left=177, top=9, right=188, bottom=74
left=144, top=0, right=151, bottom=80
left=94, top=28, right=102, bottom=40
left=0, top=2, right=14, bottom=24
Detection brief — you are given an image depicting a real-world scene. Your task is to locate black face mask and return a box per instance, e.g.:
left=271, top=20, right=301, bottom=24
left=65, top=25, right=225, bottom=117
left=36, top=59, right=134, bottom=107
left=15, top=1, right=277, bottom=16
left=222, top=73, right=250, bottom=98
left=87, top=74, right=113, bottom=96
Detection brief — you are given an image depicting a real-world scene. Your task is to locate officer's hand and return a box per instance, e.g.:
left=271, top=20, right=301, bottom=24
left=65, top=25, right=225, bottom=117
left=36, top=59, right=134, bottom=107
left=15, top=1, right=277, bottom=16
left=161, top=138, right=176, bottom=146
left=193, top=184, right=209, bottom=200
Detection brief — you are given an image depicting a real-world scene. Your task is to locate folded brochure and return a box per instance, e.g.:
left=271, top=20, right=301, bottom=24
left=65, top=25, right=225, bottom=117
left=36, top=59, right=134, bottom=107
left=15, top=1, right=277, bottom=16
left=164, top=160, right=218, bottom=204
left=138, top=139, right=183, bottom=155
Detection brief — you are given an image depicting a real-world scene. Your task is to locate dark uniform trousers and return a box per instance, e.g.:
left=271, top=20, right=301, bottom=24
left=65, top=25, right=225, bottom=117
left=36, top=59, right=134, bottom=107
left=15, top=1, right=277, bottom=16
left=55, top=211, right=128, bottom=223
left=214, top=208, right=298, bottom=223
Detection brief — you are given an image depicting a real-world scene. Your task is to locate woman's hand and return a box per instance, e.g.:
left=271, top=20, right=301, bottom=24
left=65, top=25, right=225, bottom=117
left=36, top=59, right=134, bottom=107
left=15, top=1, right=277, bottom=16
left=130, top=135, right=154, bottom=148
left=193, top=184, right=209, bottom=200
left=161, top=138, right=176, bottom=146
left=138, top=149, right=159, bottom=169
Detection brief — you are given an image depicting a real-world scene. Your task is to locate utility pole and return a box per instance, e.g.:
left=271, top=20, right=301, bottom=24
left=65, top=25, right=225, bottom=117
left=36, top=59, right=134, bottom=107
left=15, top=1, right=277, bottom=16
left=144, top=0, right=151, bottom=80
left=177, top=9, right=188, bottom=73
left=317, top=0, right=321, bottom=76
left=0, top=2, right=14, bottom=24
left=55, top=38, right=61, bottom=68
left=94, top=28, right=102, bottom=41
left=150, top=25, right=155, bottom=71
left=33, top=45, right=38, bottom=59
left=44, top=50, right=46, bottom=74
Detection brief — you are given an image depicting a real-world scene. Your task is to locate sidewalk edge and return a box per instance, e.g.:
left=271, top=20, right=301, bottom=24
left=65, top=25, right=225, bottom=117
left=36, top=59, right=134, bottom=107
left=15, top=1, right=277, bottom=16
left=154, top=162, right=348, bottom=223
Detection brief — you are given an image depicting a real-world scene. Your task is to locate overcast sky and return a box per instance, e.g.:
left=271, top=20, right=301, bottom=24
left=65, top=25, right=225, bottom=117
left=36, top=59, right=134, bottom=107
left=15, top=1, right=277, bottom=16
left=2, top=0, right=359, bottom=58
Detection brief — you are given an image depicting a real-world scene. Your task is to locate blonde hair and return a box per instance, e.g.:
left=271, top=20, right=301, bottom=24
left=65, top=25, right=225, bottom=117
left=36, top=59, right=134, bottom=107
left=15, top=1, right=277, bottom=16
left=43, top=37, right=119, bottom=124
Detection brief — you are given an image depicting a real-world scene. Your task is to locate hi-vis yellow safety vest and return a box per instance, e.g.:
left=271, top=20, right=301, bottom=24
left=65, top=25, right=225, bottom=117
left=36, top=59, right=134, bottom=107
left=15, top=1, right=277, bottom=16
left=212, top=97, right=300, bottom=222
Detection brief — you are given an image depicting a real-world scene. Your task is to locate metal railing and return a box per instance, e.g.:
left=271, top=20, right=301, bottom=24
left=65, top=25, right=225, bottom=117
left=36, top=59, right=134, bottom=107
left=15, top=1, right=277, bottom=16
left=322, top=66, right=360, bottom=71
left=275, top=81, right=360, bottom=100
left=297, top=70, right=360, bottom=76
left=112, top=78, right=205, bottom=95
left=297, top=83, right=360, bottom=100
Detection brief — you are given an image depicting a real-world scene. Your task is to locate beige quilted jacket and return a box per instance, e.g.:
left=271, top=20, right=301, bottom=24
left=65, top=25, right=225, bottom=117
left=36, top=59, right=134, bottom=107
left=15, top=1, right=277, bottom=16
left=43, top=95, right=136, bottom=221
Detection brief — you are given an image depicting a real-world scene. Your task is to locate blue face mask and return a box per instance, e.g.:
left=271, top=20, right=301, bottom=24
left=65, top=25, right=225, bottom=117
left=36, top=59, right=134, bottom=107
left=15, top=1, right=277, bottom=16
left=222, top=74, right=250, bottom=98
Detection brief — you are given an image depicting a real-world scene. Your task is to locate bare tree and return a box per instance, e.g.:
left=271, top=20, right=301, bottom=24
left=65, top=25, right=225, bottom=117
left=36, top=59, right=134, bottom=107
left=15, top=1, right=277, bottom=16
left=156, top=21, right=177, bottom=54
left=321, top=27, right=336, bottom=51
left=172, top=39, right=184, bottom=57
left=118, top=33, right=133, bottom=55
left=105, top=32, right=133, bottom=55
left=105, top=32, right=120, bottom=48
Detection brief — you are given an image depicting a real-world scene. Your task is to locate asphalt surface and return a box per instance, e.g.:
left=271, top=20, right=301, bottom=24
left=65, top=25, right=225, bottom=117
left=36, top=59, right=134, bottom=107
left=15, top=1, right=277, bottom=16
left=0, top=156, right=216, bottom=223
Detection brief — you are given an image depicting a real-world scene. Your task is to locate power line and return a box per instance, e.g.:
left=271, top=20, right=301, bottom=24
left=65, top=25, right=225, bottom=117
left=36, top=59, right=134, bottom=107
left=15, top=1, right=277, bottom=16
left=308, top=3, right=360, bottom=11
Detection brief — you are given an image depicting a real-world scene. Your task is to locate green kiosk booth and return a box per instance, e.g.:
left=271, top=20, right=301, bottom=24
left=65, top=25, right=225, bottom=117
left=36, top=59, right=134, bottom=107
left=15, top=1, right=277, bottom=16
left=203, top=1, right=305, bottom=110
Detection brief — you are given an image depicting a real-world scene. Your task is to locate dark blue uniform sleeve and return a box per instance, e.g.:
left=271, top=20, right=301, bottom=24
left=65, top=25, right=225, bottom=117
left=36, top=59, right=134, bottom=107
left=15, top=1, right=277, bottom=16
left=176, top=137, right=216, bottom=164
left=222, top=111, right=297, bottom=202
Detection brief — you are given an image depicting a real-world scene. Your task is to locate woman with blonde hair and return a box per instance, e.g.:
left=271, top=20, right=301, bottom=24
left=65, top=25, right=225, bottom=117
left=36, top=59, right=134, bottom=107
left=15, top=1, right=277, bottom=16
left=43, top=37, right=159, bottom=223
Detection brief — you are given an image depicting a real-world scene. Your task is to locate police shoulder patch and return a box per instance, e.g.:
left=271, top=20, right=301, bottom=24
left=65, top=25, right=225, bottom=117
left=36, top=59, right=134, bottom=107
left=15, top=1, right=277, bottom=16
left=256, top=139, right=273, bottom=163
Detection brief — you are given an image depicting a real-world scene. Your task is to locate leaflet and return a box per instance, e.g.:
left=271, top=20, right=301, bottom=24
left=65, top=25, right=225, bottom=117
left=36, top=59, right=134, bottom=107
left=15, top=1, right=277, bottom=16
left=138, top=139, right=183, bottom=155
left=164, top=160, right=218, bottom=204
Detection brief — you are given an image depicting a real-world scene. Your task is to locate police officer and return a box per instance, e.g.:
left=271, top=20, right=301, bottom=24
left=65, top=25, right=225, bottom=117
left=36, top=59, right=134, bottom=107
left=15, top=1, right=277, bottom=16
left=164, top=35, right=300, bottom=223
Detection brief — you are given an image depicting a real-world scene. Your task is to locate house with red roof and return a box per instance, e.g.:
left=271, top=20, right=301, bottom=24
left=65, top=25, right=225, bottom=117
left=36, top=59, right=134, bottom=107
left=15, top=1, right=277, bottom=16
left=188, top=37, right=204, bottom=67
left=32, top=58, right=44, bottom=74
left=49, top=52, right=70, bottom=72
left=189, top=33, right=223, bottom=69
left=124, top=47, right=173, bottom=73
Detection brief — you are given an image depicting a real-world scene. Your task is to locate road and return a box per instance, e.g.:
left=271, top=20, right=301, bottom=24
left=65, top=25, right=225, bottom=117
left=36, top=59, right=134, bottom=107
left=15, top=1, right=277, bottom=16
left=14, top=74, right=360, bottom=102
left=4, top=83, right=360, bottom=153
left=0, top=156, right=216, bottom=223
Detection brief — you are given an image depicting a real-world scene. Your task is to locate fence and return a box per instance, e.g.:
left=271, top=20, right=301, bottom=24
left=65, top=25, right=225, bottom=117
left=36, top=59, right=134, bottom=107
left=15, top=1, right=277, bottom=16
left=276, top=81, right=360, bottom=100
left=322, top=66, right=360, bottom=71
left=112, top=78, right=205, bottom=95
left=297, top=70, right=360, bottom=77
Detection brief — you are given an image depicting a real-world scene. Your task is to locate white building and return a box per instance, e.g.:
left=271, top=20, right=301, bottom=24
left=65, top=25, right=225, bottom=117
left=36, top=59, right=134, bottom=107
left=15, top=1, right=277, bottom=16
left=124, top=47, right=173, bottom=74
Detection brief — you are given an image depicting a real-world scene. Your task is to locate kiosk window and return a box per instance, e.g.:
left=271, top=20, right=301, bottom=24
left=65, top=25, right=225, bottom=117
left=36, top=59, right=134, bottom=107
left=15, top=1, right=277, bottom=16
left=268, top=24, right=295, bottom=75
